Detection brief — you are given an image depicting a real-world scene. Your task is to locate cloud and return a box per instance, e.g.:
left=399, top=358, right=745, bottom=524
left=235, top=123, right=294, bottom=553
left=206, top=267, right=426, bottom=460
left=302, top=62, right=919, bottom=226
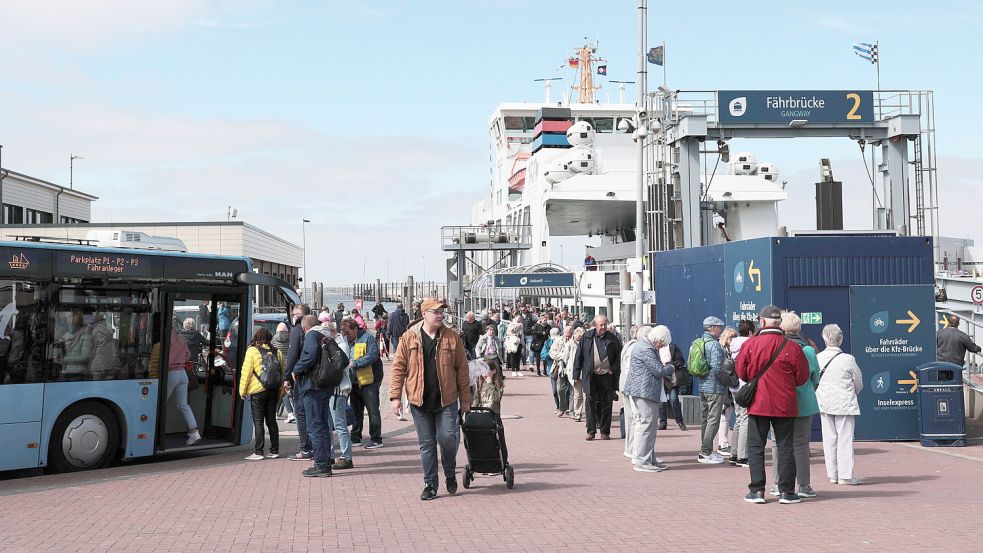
left=814, top=16, right=871, bottom=35
left=0, top=0, right=275, bottom=51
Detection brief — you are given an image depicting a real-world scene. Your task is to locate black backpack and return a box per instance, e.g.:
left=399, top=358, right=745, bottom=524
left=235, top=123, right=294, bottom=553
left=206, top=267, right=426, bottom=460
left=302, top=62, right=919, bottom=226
left=314, top=336, right=349, bottom=389
left=257, top=347, right=283, bottom=391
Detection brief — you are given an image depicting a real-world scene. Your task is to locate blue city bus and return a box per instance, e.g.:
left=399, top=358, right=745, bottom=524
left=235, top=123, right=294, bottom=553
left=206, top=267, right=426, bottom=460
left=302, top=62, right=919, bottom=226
left=0, top=240, right=299, bottom=473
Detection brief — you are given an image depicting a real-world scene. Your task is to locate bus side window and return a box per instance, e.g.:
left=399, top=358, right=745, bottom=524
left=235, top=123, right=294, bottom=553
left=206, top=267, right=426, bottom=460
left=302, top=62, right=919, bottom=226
left=0, top=280, right=45, bottom=385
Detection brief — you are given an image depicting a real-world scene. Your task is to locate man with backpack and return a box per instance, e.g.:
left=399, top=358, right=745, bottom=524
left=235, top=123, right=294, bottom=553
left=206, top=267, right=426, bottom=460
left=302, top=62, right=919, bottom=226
left=691, top=316, right=728, bottom=464
left=292, top=315, right=336, bottom=477
left=285, top=304, right=314, bottom=461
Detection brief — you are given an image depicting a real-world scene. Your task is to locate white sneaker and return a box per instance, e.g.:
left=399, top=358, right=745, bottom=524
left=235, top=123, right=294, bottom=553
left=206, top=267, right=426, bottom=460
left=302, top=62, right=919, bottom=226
left=285, top=414, right=296, bottom=424
left=697, top=453, right=725, bottom=464
left=838, top=477, right=863, bottom=485
left=634, top=463, right=667, bottom=473
left=265, top=453, right=279, bottom=459
left=244, top=453, right=264, bottom=461
left=186, top=430, right=202, bottom=446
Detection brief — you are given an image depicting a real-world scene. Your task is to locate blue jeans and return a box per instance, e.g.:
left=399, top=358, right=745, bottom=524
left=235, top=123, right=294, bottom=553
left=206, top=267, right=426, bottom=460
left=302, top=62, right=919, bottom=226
left=410, top=400, right=460, bottom=489
left=301, top=386, right=334, bottom=470
left=291, top=385, right=312, bottom=453
left=659, top=386, right=685, bottom=425
left=328, top=394, right=353, bottom=461
left=351, top=381, right=382, bottom=444
left=523, top=336, right=533, bottom=365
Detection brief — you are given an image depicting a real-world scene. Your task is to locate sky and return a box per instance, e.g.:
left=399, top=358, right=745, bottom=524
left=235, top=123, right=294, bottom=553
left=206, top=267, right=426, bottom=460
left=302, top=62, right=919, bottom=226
left=1, top=1, right=981, bottom=285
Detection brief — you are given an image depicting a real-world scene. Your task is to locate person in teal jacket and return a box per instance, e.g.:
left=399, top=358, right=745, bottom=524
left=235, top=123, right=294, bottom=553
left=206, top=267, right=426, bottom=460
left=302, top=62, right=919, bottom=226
left=773, top=311, right=821, bottom=499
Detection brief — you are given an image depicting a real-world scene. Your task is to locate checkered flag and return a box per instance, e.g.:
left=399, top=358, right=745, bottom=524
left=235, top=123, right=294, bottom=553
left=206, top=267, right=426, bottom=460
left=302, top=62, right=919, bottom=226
left=853, top=42, right=878, bottom=64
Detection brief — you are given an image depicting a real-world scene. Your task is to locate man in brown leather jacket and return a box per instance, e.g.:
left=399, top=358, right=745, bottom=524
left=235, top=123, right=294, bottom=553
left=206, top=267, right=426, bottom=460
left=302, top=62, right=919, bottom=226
left=390, top=298, right=471, bottom=501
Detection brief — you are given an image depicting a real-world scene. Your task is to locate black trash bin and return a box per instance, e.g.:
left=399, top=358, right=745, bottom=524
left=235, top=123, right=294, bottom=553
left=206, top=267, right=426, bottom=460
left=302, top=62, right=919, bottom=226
left=916, top=362, right=966, bottom=447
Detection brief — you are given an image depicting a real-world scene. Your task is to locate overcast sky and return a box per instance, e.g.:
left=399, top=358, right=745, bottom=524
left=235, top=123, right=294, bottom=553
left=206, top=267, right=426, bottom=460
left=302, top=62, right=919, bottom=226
left=1, top=1, right=980, bottom=285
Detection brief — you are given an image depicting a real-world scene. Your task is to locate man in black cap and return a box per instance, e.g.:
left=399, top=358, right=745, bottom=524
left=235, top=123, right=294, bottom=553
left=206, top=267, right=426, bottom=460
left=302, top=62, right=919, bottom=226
left=390, top=298, right=471, bottom=500
left=735, top=305, right=809, bottom=505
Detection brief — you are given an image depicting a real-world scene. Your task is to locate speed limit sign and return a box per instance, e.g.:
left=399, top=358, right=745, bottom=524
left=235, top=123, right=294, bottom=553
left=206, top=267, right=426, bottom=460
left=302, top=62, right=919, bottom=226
left=972, top=285, right=983, bottom=305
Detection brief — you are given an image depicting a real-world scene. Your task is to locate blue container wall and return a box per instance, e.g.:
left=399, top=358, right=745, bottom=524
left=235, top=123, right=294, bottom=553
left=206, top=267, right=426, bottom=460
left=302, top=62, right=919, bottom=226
left=655, top=235, right=935, bottom=441
left=653, top=244, right=726, bottom=347
left=772, top=236, right=935, bottom=350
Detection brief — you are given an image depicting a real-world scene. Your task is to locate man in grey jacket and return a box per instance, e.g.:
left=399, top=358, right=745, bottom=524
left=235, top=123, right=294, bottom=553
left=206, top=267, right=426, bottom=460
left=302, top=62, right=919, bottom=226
left=937, top=314, right=981, bottom=367
left=697, top=316, right=728, bottom=464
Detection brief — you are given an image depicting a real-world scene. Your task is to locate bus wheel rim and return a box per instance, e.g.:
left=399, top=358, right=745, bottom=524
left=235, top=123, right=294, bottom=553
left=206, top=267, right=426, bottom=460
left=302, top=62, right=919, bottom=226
left=62, top=415, right=109, bottom=468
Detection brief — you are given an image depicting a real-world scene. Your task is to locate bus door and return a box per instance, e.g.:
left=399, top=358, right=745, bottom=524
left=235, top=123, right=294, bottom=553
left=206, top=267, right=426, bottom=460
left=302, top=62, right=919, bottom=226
left=158, top=292, right=246, bottom=451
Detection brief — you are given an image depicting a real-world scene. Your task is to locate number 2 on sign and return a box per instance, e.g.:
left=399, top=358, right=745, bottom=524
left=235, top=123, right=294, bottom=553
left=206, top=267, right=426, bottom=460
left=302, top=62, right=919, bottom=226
left=846, top=93, right=862, bottom=120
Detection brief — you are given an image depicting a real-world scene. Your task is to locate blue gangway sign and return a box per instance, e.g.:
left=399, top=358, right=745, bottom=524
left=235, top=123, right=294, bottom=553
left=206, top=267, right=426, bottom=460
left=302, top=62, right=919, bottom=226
left=494, top=273, right=575, bottom=288
left=718, top=90, right=875, bottom=125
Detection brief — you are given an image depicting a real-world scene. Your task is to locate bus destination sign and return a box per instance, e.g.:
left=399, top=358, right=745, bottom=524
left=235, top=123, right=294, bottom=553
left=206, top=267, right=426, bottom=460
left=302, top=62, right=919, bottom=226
left=56, top=251, right=156, bottom=278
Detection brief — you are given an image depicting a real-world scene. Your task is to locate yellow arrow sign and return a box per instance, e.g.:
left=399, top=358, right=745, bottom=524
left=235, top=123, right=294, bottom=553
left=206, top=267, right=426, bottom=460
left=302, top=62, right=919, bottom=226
left=897, top=370, right=918, bottom=393
left=748, top=260, right=762, bottom=292
left=895, top=310, right=920, bottom=333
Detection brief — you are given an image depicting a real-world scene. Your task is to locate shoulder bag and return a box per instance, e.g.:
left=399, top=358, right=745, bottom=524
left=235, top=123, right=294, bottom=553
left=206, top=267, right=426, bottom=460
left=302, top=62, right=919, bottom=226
left=733, top=338, right=788, bottom=408
left=819, top=351, right=843, bottom=381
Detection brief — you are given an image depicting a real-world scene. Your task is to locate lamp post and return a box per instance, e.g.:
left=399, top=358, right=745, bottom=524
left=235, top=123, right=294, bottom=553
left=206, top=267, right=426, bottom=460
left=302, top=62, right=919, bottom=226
left=302, top=219, right=310, bottom=296
left=634, top=0, right=648, bottom=325
left=0, top=144, right=5, bottom=227
left=70, top=154, right=84, bottom=190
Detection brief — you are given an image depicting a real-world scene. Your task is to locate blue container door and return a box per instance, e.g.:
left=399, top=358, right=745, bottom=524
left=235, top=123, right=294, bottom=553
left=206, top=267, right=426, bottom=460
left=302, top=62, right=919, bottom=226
left=786, top=286, right=850, bottom=441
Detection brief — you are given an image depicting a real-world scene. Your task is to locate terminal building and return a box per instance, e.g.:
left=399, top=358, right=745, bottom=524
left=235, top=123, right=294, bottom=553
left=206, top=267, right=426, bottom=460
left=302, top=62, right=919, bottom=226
left=0, top=169, right=302, bottom=308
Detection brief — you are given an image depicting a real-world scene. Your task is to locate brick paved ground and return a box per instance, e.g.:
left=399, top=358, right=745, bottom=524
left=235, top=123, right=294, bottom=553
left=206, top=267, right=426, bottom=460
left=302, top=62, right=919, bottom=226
left=2, top=360, right=982, bottom=552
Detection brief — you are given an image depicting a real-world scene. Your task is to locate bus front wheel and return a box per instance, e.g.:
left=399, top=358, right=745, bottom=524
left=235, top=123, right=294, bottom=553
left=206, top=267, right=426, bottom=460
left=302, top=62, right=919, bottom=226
left=48, top=401, right=120, bottom=473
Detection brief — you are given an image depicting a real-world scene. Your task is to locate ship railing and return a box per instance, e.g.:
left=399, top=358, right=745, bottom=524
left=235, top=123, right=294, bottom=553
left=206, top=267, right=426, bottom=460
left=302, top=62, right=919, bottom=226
left=441, top=225, right=532, bottom=248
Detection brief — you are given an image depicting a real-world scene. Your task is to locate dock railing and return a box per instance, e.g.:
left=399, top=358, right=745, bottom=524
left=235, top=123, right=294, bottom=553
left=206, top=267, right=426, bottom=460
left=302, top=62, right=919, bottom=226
left=441, top=225, right=532, bottom=250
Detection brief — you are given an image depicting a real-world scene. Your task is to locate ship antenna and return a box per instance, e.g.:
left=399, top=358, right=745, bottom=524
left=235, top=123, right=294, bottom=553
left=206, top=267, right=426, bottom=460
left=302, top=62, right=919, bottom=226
left=534, top=77, right=563, bottom=104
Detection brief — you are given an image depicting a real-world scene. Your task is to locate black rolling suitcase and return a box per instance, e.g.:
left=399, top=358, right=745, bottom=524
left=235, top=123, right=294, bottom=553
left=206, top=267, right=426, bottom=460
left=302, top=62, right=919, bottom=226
left=461, top=407, right=514, bottom=489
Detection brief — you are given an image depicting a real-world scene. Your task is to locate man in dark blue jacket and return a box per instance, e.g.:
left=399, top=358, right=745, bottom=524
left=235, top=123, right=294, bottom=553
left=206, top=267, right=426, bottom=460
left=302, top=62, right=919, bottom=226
left=292, top=314, right=333, bottom=477
left=573, top=315, right=623, bottom=440
left=342, top=319, right=383, bottom=448
left=387, top=304, right=410, bottom=352
left=284, top=304, right=313, bottom=461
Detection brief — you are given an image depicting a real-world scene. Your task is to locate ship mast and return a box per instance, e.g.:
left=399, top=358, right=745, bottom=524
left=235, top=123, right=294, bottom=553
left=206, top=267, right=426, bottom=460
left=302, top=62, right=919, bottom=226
left=571, top=40, right=604, bottom=104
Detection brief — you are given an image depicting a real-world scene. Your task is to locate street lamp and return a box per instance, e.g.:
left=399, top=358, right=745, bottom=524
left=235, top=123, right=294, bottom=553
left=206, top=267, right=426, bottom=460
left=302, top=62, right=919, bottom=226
left=70, top=154, right=84, bottom=190
left=0, top=144, right=6, bottom=227
left=302, top=219, right=310, bottom=295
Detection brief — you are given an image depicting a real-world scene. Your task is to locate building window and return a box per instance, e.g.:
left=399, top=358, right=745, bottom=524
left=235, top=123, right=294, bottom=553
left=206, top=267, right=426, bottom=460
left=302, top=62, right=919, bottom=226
left=60, top=216, right=89, bottom=224
left=25, top=209, right=53, bottom=224
left=3, top=204, right=23, bottom=224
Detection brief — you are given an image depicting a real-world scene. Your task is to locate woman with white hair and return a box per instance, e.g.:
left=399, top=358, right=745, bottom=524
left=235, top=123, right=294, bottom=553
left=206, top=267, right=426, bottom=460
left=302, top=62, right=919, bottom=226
left=623, top=325, right=675, bottom=472
left=620, top=326, right=652, bottom=461
left=815, top=323, right=864, bottom=486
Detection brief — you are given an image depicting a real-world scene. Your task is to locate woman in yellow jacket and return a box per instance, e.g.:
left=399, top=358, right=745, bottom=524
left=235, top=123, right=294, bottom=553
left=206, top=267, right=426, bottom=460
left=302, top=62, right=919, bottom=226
left=239, top=327, right=285, bottom=461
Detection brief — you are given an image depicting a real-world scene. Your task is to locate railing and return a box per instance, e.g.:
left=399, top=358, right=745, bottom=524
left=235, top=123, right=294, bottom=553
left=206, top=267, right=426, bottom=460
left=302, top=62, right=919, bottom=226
left=650, top=89, right=934, bottom=127
left=440, top=225, right=532, bottom=249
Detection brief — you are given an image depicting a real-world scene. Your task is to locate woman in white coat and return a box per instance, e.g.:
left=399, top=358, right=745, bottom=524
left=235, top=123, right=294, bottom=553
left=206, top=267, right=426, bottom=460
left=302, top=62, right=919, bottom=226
left=815, top=324, right=864, bottom=486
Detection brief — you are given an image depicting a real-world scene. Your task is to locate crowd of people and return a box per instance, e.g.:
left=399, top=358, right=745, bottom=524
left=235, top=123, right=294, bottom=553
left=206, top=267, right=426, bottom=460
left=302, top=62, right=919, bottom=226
left=231, top=294, right=983, bottom=504
left=455, top=302, right=868, bottom=504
